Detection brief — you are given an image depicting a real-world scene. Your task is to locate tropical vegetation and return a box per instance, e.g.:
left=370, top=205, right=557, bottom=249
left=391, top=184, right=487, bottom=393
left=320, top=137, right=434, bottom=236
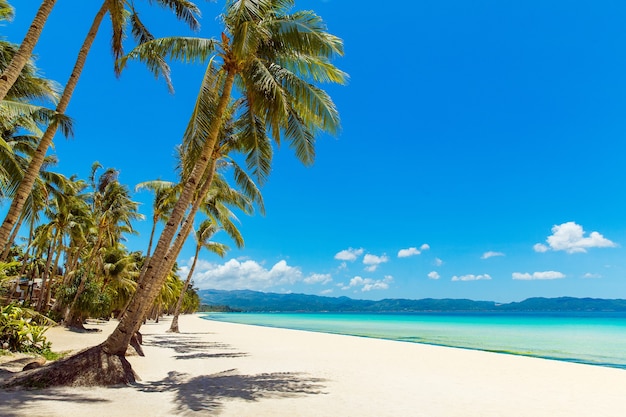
left=0, top=0, right=345, bottom=387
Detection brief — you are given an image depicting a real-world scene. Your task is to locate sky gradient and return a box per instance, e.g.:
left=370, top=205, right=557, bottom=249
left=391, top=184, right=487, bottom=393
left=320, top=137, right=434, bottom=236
left=3, top=0, right=626, bottom=302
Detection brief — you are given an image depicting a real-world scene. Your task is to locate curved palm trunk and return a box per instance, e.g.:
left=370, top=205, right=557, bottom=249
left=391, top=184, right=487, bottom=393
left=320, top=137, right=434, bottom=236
left=145, top=216, right=158, bottom=258
left=0, top=0, right=57, bottom=101
left=157, top=158, right=218, bottom=285
left=36, top=235, right=55, bottom=311
left=1, top=211, right=24, bottom=259
left=0, top=3, right=108, bottom=256
left=168, top=240, right=201, bottom=333
left=102, top=70, right=237, bottom=356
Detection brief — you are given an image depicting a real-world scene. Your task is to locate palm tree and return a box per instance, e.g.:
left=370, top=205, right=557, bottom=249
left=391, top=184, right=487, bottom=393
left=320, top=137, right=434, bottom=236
left=0, top=0, right=202, bottom=254
left=103, top=1, right=345, bottom=364
left=0, top=0, right=58, bottom=102
left=168, top=186, right=246, bottom=332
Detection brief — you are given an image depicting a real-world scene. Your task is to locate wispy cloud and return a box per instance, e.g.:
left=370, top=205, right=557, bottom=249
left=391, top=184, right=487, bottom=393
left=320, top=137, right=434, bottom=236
left=334, top=247, right=364, bottom=261
left=451, top=274, right=492, bottom=282
left=188, top=258, right=302, bottom=290
left=534, top=222, right=616, bottom=254
left=512, top=271, right=565, bottom=280
left=304, top=273, right=333, bottom=285
left=427, top=271, right=440, bottom=280
left=343, top=275, right=393, bottom=292
left=583, top=272, right=602, bottom=279
left=481, top=251, right=504, bottom=259
left=363, top=253, right=389, bottom=272
left=434, top=258, right=444, bottom=266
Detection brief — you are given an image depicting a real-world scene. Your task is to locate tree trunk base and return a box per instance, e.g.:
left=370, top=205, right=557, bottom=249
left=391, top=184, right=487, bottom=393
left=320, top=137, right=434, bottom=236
left=167, top=317, right=180, bottom=333
left=2, top=344, right=136, bottom=388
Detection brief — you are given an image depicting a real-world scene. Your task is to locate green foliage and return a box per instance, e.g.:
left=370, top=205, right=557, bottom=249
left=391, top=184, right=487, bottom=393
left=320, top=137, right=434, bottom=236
left=181, top=285, right=200, bottom=313
left=56, top=273, right=112, bottom=319
left=0, top=303, right=53, bottom=354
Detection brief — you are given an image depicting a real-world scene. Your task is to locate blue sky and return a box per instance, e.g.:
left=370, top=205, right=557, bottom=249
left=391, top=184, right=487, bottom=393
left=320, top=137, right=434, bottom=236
left=3, top=0, right=626, bottom=302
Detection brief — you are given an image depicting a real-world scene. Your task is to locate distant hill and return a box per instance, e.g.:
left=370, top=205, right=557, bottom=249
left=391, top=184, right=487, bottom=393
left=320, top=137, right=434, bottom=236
left=199, top=290, right=626, bottom=312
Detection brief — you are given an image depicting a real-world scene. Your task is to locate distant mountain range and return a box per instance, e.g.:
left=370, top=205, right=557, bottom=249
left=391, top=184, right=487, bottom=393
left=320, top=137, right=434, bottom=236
left=199, top=289, right=626, bottom=312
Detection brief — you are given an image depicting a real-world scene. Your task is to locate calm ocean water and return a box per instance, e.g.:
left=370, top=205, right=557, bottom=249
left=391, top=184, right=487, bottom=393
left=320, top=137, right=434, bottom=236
left=203, top=312, right=626, bottom=369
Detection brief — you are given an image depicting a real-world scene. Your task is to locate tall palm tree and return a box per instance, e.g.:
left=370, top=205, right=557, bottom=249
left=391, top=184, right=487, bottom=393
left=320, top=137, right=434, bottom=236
left=168, top=175, right=250, bottom=333
left=168, top=219, right=226, bottom=333
left=103, top=1, right=345, bottom=363
left=0, top=0, right=58, bottom=102
left=0, top=0, right=202, bottom=254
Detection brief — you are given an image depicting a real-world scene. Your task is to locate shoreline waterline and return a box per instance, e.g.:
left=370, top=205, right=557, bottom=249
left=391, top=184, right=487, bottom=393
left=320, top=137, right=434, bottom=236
left=202, top=311, right=626, bottom=370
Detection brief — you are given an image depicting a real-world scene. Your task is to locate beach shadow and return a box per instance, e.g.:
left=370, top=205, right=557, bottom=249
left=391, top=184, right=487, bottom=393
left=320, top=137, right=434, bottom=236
left=0, top=388, right=110, bottom=417
left=172, top=352, right=248, bottom=360
left=139, top=369, right=328, bottom=414
left=143, top=333, right=234, bottom=354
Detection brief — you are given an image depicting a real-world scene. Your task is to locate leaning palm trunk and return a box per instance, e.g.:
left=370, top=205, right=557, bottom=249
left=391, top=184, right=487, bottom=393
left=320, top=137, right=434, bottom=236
left=0, top=0, right=57, bottom=101
left=0, top=210, right=24, bottom=259
left=0, top=3, right=108, bottom=256
left=101, top=71, right=236, bottom=356
left=167, top=160, right=219, bottom=332
left=168, top=245, right=199, bottom=333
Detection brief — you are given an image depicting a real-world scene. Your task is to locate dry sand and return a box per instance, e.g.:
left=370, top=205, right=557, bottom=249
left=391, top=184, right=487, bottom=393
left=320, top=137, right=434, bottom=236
left=1, top=313, right=626, bottom=416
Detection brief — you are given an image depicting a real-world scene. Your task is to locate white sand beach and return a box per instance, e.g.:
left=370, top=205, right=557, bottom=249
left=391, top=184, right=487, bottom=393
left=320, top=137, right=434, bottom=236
left=1, top=313, right=626, bottom=417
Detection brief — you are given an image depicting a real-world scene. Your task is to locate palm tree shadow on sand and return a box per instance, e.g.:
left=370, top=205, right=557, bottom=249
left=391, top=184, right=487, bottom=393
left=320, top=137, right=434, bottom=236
left=0, top=389, right=111, bottom=417
left=140, top=369, right=328, bottom=414
left=140, top=332, right=328, bottom=413
left=141, top=332, right=250, bottom=360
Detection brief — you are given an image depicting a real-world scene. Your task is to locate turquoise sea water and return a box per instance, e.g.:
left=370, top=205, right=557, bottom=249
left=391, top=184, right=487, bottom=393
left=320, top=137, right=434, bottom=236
left=203, top=312, right=626, bottom=369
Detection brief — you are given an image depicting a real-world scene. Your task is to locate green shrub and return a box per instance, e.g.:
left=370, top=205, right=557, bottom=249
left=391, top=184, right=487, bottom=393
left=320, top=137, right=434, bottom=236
left=0, top=303, right=54, bottom=354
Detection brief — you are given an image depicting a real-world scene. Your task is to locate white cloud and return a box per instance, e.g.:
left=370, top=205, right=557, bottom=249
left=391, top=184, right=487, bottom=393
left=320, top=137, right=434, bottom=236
left=583, top=273, right=602, bottom=279
left=434, top=258, right=444, bottom=266
left=398, top=244, right=430, bottom=258
left=451, top=274, right=492, bottom=282
left=535, top=222, right=616, bottom=254
left=345, top=275, right=393, bottom=292
left=481, top=251, right=504, bottom=259
left=427, top=271, right=440, bottom=280
left=304, top=273, right=333, bottom=285
left=398, top=247, right=421, bottom=258
left=334, top=247, right=364, bottom=261
left=363, top=253, right=389, bottom=271
left=512, top=271, right=565, bottom=280
left=320, top=289, right=334, bottom=295
left=189, top=258, right=303, bottom=290
left=533, top=243, right=549, bottom=253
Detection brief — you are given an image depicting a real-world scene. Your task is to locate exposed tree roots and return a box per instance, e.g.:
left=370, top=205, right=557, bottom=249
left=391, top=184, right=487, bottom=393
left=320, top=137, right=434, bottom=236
left=2, top=344, right=136, bottom=389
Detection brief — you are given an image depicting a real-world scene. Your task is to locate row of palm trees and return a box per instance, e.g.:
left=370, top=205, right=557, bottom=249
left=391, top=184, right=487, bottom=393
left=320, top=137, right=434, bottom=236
left=1, top=0, right=346, bottom=386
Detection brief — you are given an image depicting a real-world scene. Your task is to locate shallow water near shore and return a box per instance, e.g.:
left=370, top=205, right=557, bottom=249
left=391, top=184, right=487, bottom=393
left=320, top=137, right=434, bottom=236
left=203, top=311, right=626, bottom=369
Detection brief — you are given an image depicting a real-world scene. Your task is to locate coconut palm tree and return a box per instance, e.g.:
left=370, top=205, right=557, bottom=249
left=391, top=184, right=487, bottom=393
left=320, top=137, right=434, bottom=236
left=0, top=0, right=58, bottom=102
left=167, top=220, right=226, bottom=333
left=103, top=2, right=345, bottom=364
left=0, top=0, right=202, bottom=255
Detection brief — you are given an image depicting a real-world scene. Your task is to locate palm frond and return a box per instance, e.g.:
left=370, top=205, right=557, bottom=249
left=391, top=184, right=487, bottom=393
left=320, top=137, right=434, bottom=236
left=155, top=0, right=202, bottom=31
left=119, top=37, right=217, bottom=89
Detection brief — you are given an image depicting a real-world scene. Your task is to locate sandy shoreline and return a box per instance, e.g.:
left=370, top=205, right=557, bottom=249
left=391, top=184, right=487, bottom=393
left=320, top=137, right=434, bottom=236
left=1, top=313, right=626, bottom=416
